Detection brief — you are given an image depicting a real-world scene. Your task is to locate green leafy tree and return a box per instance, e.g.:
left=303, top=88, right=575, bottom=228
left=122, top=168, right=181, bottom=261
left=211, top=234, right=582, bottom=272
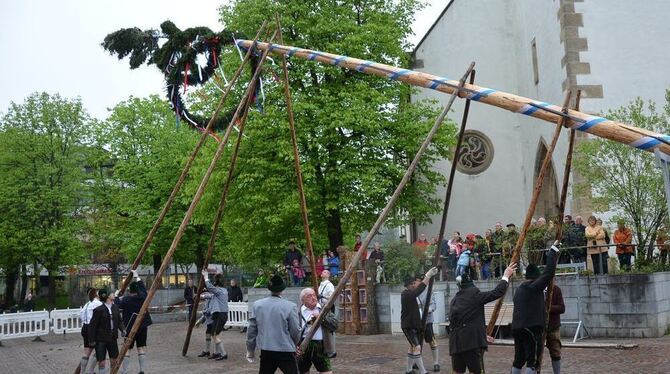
left=0, top=92, right=91, bottom=308
left=574, top=94, right=670, bottom=260
left=185, top=0, right=455, bottom=268
left=383, top=241, right=421, bottom=284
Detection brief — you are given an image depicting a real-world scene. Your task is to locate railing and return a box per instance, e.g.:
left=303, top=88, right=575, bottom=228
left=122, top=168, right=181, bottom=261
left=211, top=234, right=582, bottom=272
left=50, top=308, right=82, bottom=334
left=0, top=310, right=50, bottom=342
left=226, top=301, right=249, bottom=327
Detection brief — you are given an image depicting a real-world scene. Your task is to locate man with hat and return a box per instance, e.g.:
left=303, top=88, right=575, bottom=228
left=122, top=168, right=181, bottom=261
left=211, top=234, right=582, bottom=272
left=88, top=288, right=124, bottom=374
left=246, top=274, right=301, bottom=373
left=401, top=267, right=439, bottom=374
left=510, top=242, right=561, bottom=374
left=448, top=263, right=517, bottom=374
left=115, top=270, right=151, bottom=374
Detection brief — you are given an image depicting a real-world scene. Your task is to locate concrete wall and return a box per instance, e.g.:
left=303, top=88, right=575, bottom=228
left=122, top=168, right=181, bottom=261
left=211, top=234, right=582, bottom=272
left=373, top=272, right=670, bottom=338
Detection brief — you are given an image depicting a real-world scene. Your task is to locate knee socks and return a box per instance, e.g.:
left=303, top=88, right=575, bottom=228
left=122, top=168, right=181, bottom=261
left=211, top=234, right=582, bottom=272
left=431, top=346, right=439, bottom=365
left=80, top=356, right=88, bottom=373
left=406, top=353, right=414, bottom=373
left=138, top=353, right=147, bottom=372
left=413, top=354, right=427, bottom=373
left=552, top=359, right=561, bottom=374
left=525, top=368, right=537, bottom=374
left=122, top=354, right=130, bottom=374
left=98, top=366, right=109, bottom=374
left=204, top=334, right=212, bottom=352
left=511, top=367, right=523, bottom=374
left=84, top=356, right=97, bottom=374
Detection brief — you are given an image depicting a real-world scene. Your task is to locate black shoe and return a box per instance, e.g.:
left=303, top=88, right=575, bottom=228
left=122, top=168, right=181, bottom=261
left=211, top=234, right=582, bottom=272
left=241, top=327, right=247, bottom=333
left=328, top=352, right=337, bottom=358
left=433, top=363, right=440, bottom=372
left=197, top=351, right=210, bottom=357
left=139, top=372, right=144, bottom=374
left=215, top=354, right=228, bottom=361
left=209, top=353, right=222, bottom=360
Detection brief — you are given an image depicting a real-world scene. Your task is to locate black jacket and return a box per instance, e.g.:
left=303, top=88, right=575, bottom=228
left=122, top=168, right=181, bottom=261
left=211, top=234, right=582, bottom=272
left=184, top=285, right=196, bottom=303
left=88, top=303, right=124, bottom=344
left=448, top=280, right=509, bottom=355
left=401, top=283, right=426, bottom=329
left=115, top=280, right=152, bottom=330
left=512, top=249, right=558, bottom=331
left=228, top=285, right=243, bottom=302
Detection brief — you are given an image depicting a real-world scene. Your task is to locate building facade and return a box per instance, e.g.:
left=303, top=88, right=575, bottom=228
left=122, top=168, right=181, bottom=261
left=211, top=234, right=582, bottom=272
left=411, top=0, right=670, bottom=237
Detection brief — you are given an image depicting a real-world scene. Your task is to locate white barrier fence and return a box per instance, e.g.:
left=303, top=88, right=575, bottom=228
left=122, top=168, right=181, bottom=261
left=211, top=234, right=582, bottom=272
left=227, top=301, right=249, bottom=327
left=0, top=302, right=251, bottom=342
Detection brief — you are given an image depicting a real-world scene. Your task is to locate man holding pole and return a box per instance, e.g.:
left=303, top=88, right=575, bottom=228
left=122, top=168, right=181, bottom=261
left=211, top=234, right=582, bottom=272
left=448, top=263, right=516, bottom=374
left=511, top=242, right=560, bottom=374
left=401, top=267, right=439, bottom=374
left=115, top=270, right=151, bottom=374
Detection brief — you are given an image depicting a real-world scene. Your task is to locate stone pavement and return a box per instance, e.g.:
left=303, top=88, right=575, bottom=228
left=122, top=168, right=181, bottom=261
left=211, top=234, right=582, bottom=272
left=1, top=321, right=669, bottom=373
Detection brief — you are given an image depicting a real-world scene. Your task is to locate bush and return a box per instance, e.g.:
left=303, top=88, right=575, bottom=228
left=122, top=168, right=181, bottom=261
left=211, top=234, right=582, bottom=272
left=384, top=241, right=422, bottom=284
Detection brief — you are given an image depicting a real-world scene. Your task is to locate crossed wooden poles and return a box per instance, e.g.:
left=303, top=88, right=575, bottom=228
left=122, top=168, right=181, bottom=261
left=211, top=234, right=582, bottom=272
left=104, top=17, right=666, bottom=374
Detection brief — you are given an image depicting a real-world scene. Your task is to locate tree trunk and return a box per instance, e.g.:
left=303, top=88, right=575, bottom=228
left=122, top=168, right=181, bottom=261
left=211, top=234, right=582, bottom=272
left=47, top=270, right=56, bottom=309
left=3, top=266, right=19, bottom=308
left=326, top=208, right=344, bottom=250
left=110, top=262, right=119, bottom=290
left=20, top=263, right=28, bottom=306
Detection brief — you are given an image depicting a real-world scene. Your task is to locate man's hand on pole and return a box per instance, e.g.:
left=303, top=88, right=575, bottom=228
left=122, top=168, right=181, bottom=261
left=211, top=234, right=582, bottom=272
left=502, top=263, right=518, bottom=281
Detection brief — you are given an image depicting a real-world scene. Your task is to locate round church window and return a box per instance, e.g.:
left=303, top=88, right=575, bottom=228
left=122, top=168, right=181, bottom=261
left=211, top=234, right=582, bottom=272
left=455, top=130, right=494, bottom=175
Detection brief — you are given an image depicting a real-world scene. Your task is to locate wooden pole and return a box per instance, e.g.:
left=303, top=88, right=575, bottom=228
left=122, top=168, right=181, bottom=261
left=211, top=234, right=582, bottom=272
left=420, top=68, right=476, bottom=336
left=536, top=91, right=581, bottom=373
left=180, top=77, right=257, bottom=356
left=237, top=40, right=670, bottom=156
left=275, top=15, right=319, bottom=293
left=115, top=23, right=267, bottom=297
left=299, top=62, right=475, bottom=352
left=110, top=33, right=276, bottom=374
left=485, top=90, right=572, bottom=337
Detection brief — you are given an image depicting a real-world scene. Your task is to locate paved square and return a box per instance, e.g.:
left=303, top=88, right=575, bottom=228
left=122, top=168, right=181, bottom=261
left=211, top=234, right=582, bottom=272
left=1, top=322, right=668, bottom=373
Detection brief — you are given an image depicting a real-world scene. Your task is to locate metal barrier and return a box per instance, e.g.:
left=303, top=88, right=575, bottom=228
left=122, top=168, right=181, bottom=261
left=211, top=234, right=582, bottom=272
left=226, top=301, right=249, bottom=327
left=50, top=308, right=83, bottom=334
left=0, top=310, right=50, bottom=341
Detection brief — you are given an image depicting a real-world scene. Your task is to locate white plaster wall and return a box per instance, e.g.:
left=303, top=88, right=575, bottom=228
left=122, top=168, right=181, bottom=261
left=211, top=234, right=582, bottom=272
left=576, top=0, right=670, bottom=114
left=412, top=0, right=567, bottom=237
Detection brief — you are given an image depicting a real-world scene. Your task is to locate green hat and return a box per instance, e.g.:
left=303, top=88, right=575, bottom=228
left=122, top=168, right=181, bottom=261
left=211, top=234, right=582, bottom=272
left=525, top=264, right=541, bottom=279
left=129, top=281, right=139, bottom=293
left=267, top=274, right=286, bottom=293
left=456, top=273, right=474, bottom=288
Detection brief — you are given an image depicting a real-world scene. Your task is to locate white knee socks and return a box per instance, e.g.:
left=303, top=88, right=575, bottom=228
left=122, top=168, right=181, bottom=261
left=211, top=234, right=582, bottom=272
left=431, top=346, right=439, bottom=365
left=204, top=334, right=212, bottom=352
left=138, top=353, right=147, bottom=372
left=122, top=355, right=130, bottom=373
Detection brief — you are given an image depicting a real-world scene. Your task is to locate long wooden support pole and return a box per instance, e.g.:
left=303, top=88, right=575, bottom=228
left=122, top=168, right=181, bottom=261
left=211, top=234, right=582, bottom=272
left=536, top=91, right=581, bottom=373
left=486, top=91, right=572, bottom=337
left=298, top=62, right=475, bottom=352
left=115, top=23, right=267, bottom=298
left=420, top=68, right=476, bottom=337
left=236, top=40, right=670, bottom=155
left=276, top=16, right=319, bottom=293
left=180, top=76, right=257, bottom=356
left=111, top=34, right=275, bottom=374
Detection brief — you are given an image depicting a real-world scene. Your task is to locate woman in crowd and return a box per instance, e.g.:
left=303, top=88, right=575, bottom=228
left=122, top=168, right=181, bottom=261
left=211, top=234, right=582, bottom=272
left=585, top=215, right=608, bottom=274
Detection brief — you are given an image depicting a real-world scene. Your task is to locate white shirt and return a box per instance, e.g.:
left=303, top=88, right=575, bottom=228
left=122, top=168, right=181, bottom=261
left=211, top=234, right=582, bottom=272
left=300, top=304, right=323, bottom=341
left=318, top=280, right=334, bottom=303
left=79, top=298, right=102, bottom=325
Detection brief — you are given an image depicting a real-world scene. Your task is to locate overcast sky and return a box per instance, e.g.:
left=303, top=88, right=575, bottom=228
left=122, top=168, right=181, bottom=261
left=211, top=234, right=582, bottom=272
left=0, top=0, right=447, bottom=120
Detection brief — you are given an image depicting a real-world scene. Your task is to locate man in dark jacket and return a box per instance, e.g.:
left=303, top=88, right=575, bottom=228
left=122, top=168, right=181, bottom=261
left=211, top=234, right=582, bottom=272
left=401, top=267, right=439, bottom=374
left=115, top=270, right=152, bottom=374
left=448, top=263, right=517, bottom=374
left=546, top=284, right=565, bottom=374
left=228, top=279, right=243, bottom=302
left=88, top=289, right=124, bottom=374
left=184, top=278, right=196, bottom=320
left=511, top=242, right=560, bottom=374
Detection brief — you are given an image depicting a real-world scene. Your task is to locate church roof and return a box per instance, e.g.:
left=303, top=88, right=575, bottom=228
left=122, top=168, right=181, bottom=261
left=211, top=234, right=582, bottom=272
left=413, top=0, right=456, bottom=55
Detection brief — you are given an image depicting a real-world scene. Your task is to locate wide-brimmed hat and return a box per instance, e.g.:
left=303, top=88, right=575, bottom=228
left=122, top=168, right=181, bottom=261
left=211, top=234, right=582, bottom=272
left=98, top=289, right=109, bottom=300
left=268, top=274, right=286, bottom=293
left=456, top=273, right=474, bottom=288
left=129, top=281, right=139, bottom=293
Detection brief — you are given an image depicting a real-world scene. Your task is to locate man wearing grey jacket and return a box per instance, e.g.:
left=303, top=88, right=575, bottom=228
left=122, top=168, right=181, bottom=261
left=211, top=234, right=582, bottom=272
left=201, top=270, right=229, bottom=361
left=246, top=274, right=301, bottom=374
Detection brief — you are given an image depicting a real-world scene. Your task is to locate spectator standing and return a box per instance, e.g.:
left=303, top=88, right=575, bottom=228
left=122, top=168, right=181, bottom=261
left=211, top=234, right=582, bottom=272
left=585, top=215, right=608, bottom=274
left=413, top=233, right=431, bottom=266
left=597, top=218, right=611, bottom=245
left=571, top=216, right=587, bottom=263
left=284, top=241, right=303, bottom=285
left=246, top=275, right=301, bottom=373
left=456, top=242, right=471, bottom=277
left=613, top=220, right=634, bottom=270
left=368, top=242, right=386, bottom=283
left=326, top=250, right=340, bottom=276
left=315, top=254, right=325, bottom=276
left=291, top=259, right=306, bottom=287
left=481, top=230, right=494, bottom=280
left=426, top=236, right=439, bottom=270
left=318, top=270, right=337, bottom=358
left=23, top=292, right=35, bottom=312
left=545, top=284, right=566, bottom=374
left=184, top=278, right=197, bottom=320
left=228, top=279, right=244, bottom=302
left=353, top=234, right=367, bottom=268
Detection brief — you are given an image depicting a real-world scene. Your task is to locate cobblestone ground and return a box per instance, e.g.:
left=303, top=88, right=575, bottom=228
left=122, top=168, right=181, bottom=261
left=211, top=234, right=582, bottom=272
left=1, top=322, right=669, bottom=373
